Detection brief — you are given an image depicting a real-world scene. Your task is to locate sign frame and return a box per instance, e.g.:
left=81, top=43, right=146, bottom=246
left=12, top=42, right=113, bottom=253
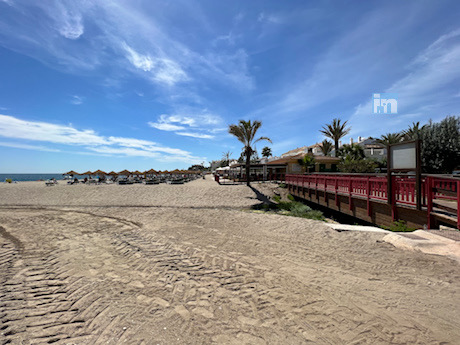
left=387, top=139, right=422, bottom=210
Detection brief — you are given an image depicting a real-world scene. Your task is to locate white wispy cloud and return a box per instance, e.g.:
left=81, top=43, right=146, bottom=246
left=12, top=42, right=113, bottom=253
left=56, top=3, right=84, bottom=39
left=0, top=141, right=60, bottom=152
left=0, top=114, right=108, bottom=145
left=149, top=122, right=185, bottom=131
left=148, top=113, right=223, bottom=139
left=257, top=12, right=281, bottom=24
left=0, top=0, right=13, bottom=7
left=347, top=28, right=460, bottom=138
left=0, top=114, right=205, bottom=163
left=0, top=1, right=254, bottom=93
left=176, top=132, right=214, bottom=139
left=122, top=42, right=188, bottom=86
left=70, top=95, right=83, bottom=105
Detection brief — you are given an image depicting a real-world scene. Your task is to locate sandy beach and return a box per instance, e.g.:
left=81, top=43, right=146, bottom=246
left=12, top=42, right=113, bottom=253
left=0, top=176, right=459, bottom=344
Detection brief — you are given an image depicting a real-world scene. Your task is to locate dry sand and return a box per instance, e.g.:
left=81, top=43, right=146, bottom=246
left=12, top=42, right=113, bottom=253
left=0, top=176, right=459, bottom=344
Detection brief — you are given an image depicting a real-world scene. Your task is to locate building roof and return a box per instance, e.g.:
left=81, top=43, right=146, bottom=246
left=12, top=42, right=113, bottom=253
left=280, top=146, right=308, bottom=157
left=268, top=154, right=304, bottom=165
left=357, top=138, right=385, bottom=148
left=268, top=153, right=340, bottom=165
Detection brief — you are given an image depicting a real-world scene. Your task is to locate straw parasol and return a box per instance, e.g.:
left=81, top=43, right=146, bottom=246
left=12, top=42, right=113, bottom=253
left=81, top=171, right=93, bottom=176
left=107, top=171, right=118, bottom=176
left=145, top=168, right=157, bottom=175
left=63, top=170, right=79, bottom=175
left=118, top=170, right=131, bottom=176
left=93, top=169, right=107, bottom=176
left=132, top=170, right=143, bottom=175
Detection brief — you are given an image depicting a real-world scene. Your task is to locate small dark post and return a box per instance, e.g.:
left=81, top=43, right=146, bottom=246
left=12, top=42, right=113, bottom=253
left=387, top=144, right=392, bottom=204
left=415, top=139, right=422, bottom=210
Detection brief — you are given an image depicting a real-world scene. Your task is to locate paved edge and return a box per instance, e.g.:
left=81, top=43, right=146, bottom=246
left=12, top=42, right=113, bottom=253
left=327, top=224, right=390, bottom=233
left=382, top=230, right=460, bottom=263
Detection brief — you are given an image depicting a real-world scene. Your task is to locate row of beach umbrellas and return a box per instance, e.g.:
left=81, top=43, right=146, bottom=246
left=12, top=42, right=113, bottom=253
left=63, top=169, right=201, bottom=176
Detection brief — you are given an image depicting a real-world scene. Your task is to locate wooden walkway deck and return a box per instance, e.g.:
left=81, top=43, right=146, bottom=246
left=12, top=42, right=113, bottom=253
left=285, top=174, right=459, bottom=230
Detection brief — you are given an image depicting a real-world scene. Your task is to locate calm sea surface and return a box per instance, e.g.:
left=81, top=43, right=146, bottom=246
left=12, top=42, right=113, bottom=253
left=0, top=174, right=65, bottom=182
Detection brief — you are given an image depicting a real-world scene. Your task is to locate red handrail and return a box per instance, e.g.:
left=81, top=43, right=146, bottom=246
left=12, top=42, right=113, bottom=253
left=285, top=174, right=459, bottom=229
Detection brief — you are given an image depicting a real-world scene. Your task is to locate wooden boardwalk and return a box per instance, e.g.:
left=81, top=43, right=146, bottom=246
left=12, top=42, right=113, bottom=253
left=285, top=174, right=460, bottom=230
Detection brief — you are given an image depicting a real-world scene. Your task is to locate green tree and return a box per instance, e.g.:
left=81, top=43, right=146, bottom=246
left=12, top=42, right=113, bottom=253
left=221, top=151, right=232, bottom=166
left=229, top=120, right=271, bottom=186
left=421, top=116, right=460, bottom=173
left=376, top=132, right=403, bottom=145
left=403, top=121, right=426, bottom=140
left=298, top=155, right=316, bottom=173
left=320, top=118, right=351, bottom=156
left=338, top=159, right=377, bottom=173
left=338, top=143, right=365, bottom=161
left=319, top=140, right=333, bottom=156
left=262, top=146, right=272, bottom=158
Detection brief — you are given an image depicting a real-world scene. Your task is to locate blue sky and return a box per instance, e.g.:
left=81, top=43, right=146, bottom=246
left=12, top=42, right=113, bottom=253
left=0, top=0, right=459, bottom=173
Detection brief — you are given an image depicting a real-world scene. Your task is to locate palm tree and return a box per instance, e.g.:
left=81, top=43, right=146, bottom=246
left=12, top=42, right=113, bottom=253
left=229, top=120, right=271, bottom=186
left=298, top=155, right=316, bottom=173
left=221, top=151, right=232, bottom=166
left=339, top=143, right=365, bottom=161
left=319, top=140, right=333, bottom=156
left=262, top=146, right=272, bottom=158
left=320, top=118, right=351, bottom=156
left=376, top=132, right=403, bottom=145
left=402, top=121, right=426, bottom=140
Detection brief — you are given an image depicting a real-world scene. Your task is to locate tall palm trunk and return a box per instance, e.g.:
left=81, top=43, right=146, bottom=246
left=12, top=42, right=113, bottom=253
left=245, top=150, right=251, bottom=186
left=334, top=139, right=339, bottom=157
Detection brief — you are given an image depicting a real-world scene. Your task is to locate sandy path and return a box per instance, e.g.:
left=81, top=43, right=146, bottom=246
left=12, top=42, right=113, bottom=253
left=0, top=177, right=459, bottom=344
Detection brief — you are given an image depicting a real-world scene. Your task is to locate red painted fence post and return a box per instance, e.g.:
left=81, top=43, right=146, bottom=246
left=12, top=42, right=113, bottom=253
left=349, top=178, right=353, bottom=210
left=335, top=177, right=339, bottom=207
left=391, top=175, right=397, bottom=221
left=367, top=176, right=371, bottom=217
left=324, top=178, right=328, bottom=203
left=426, top=176, right=433, bottom=229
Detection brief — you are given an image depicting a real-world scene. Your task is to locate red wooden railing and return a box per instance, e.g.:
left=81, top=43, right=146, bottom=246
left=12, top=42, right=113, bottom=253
left=426, top=176, right=460, bottom=229
left=285, top=173, right=459, bottom=229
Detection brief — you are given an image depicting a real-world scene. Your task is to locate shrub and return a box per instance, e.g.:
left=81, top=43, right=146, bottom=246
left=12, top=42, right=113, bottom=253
left=385, top=220, right=415, bottom=232
left=278, top=183, right=287, bottom=188
left=287, top=194, right=295, bottom=201
left=338, top=159, right=378, bottom=173
left=421, top=116, right=460, bottom=173
left=289, top=202, right=312, bottom=217
left=272, top=195, right=281, bottom=203
left=303, top=210, right=324, bottom=220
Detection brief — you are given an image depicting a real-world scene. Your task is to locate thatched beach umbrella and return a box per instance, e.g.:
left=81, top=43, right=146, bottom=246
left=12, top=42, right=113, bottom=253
left=107, top=171, right=118, bottom=176
left=63, top=170, right=79, bottom=175
left=81, top=171, right=93, bottom=176
left=145, top=168, right=157, bottom=175
left=118, top=170, right=131, bottom=176
left=93, top=169, right=107, bottom=176
left=132, top=170, right=143, bottom=176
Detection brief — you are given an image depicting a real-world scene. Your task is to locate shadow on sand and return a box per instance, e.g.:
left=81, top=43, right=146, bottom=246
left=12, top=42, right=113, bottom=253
left=249, top=185, right=276, bottom=206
